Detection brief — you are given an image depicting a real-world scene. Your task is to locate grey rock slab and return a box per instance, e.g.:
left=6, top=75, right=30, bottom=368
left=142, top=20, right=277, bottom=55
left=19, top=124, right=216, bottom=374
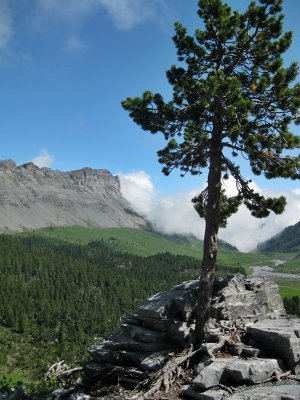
left=121, top=323, right=167, bottom=343
left=242, top=347, right=262, bottom=358
left=137, top=280, right=198, bottom=319
left=224, top=358, right=282, bottom=384
left=105, top=329, right=171, bottom=352
left=228, top=384, right=300, bottom=399
left=193, top=359, right=229, bottom=389
left=141, top=316, right=177, bottom=332
left=140, top=350, right=170, bottom=371
left=246, top=318, right=300, bottom=369
left=49, top=387, right=75, bottom=399
left=194, top=355, right=214, bottom=375
left=83, top=362, right=115, bottom=379
left=122, top=314, right=142, bottom=326
left=193, top=358, right=282, bottom=389
left=120, top=350, right=156, bottom=367
left=166, top=320, right=195, bottom=343
left=88, top=347, right=125, bottom=364
left=181, top=385, right=227, bottom=400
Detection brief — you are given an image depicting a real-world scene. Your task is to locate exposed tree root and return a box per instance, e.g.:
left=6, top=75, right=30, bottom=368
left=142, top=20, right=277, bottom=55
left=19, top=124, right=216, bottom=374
left=133, top=347, right=202, bottom=399
left=45, top=360, right=83, bottom=381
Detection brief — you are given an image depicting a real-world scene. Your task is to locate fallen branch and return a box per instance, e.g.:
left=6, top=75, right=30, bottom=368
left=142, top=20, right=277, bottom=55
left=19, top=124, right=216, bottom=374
left=286, top=374, right=300, bottom=383
left=260, top=371, right=292, bottom=383
left=45, top=361, right=82, bottom=381
left=59, top=367, right=83, bottom=377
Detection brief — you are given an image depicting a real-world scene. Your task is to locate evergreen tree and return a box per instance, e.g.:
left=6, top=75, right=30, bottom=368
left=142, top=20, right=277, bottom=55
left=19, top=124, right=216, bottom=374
left=122, top=0, right=300, bottom=344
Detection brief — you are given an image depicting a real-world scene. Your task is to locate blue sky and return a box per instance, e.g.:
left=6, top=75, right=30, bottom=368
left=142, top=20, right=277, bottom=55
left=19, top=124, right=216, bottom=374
left=1, top=0, right=300, bottom=249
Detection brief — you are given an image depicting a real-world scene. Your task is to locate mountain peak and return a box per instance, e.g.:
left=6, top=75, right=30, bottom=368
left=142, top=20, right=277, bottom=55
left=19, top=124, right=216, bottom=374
left=0, top=159, right=147, bottom=232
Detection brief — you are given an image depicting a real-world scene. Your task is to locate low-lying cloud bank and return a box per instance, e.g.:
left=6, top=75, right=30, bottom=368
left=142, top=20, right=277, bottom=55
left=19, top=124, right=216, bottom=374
left=119, top=171, right=300, bottom=252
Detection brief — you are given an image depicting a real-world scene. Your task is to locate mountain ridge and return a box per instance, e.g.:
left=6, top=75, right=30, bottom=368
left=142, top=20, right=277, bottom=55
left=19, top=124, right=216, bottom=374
left=0, top=159, right=147, bottom=232
left=257, top=220, right=300, bottom=253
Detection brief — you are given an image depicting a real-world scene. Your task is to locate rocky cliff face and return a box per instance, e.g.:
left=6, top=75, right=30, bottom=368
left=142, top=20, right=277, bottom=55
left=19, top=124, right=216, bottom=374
left=0, top=160, right=147, bottom=231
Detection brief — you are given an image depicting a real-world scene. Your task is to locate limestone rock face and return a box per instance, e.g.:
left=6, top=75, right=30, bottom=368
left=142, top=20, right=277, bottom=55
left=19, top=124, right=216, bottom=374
left=0, top=160, right=147, bottom=231
left=211, top=274, right=285, bottom=321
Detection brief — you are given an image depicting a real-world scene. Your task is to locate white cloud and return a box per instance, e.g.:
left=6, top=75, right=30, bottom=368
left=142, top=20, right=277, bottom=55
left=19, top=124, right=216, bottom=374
left=31, top=149, right=54, bottom=168
left=37, top=0, right=169, bottom=32
left=97, top=0, right=168, bottom=30
left=119, top=171, right=300, bottom=253
left=119, top=171, right=155, bottom=216
left=0, top=0, right=12, bottom=51
left=150, top=189, right=206, bottom=239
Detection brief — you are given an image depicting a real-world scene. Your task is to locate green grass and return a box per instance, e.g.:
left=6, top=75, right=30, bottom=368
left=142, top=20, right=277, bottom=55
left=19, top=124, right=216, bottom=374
left=276, top=258, right=300, bottom=274
left=0, top=325, right=90, bottom=383
left=22, top=226, right=272, bottom=269
left=277, top=279, right=300, bottom=297
left=23, top=226, right=204, bottom=257
left=259, top=252, right=298, bottom=262
left=0, top=373, right=23, bottom=388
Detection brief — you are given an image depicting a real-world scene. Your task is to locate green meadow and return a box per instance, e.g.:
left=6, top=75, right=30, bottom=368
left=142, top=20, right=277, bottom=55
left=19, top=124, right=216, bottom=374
left=25, top=226, right=272, bottom=268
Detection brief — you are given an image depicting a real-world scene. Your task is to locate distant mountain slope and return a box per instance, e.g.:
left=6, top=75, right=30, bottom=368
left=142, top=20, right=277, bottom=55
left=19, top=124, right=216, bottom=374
left=28, top=226, right=270, bottom=266
left=0, top=160, right=147, bottom=232
left=257, top=221, right=300, bottom=253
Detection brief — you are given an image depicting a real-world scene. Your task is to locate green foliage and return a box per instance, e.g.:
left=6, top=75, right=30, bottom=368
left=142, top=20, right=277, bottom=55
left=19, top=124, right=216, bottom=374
left=0, top=230, right=268, bottom=380
left=122, top=0, right=300, bottom=225
left=283, top=296, right=300, bottom=316
left=0, top=233, right=200, bottom=379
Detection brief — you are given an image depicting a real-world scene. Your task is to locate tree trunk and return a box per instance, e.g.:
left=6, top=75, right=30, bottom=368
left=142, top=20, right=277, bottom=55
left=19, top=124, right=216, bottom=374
left=192, top=123, right=222, bottom=346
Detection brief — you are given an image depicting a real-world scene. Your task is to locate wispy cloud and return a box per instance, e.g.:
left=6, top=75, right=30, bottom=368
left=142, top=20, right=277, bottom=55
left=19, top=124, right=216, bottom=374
left=0, top=0, right=12, bottom=52
left=65, top=36, right=86, bottom=52
left=35, top=0, right=170, bottom=50
left=31, top=149, right=54, bottom=168
left=97, top=0, right=169, bottom=30
left=119, top=171, right=300, bottom=252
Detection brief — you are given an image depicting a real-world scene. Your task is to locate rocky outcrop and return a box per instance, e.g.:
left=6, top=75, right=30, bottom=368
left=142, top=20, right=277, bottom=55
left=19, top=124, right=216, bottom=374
left=0, top=160, right=147, bottom=231
left=79, top=274, right=300, bottom=398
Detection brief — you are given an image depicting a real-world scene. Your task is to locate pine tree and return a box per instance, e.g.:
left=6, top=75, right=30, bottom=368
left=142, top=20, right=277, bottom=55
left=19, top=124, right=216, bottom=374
left=122, top=0, right=300, bottom=344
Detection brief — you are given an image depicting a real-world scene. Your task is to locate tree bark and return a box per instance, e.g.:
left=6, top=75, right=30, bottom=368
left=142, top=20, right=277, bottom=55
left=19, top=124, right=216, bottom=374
left=192, top=115, right=223, bottom=346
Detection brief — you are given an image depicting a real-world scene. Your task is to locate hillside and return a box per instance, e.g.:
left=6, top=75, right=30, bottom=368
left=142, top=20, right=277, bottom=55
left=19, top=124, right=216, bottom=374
left=257, top=221, right=300, bottom=253
left=0, top=160, right=147, bottom=232
left=27, top=226, right=270, bottom=266
left=0, top=232, right=247, bottom=381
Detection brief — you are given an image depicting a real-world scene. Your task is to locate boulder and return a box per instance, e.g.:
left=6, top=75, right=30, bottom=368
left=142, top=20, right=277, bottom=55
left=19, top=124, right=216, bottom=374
left=140, top=350, right=170, bottom=371
left=211, top=275, right=285, bottom=322
left=137, top=280, right=199, bottom=320
left=181, top=385, right=228, bottom=400
left=246, top=318, right=300, bottom=370
left=193, top=359, right=229, bottom=389
left=193, top=358, right=282, bottom=389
